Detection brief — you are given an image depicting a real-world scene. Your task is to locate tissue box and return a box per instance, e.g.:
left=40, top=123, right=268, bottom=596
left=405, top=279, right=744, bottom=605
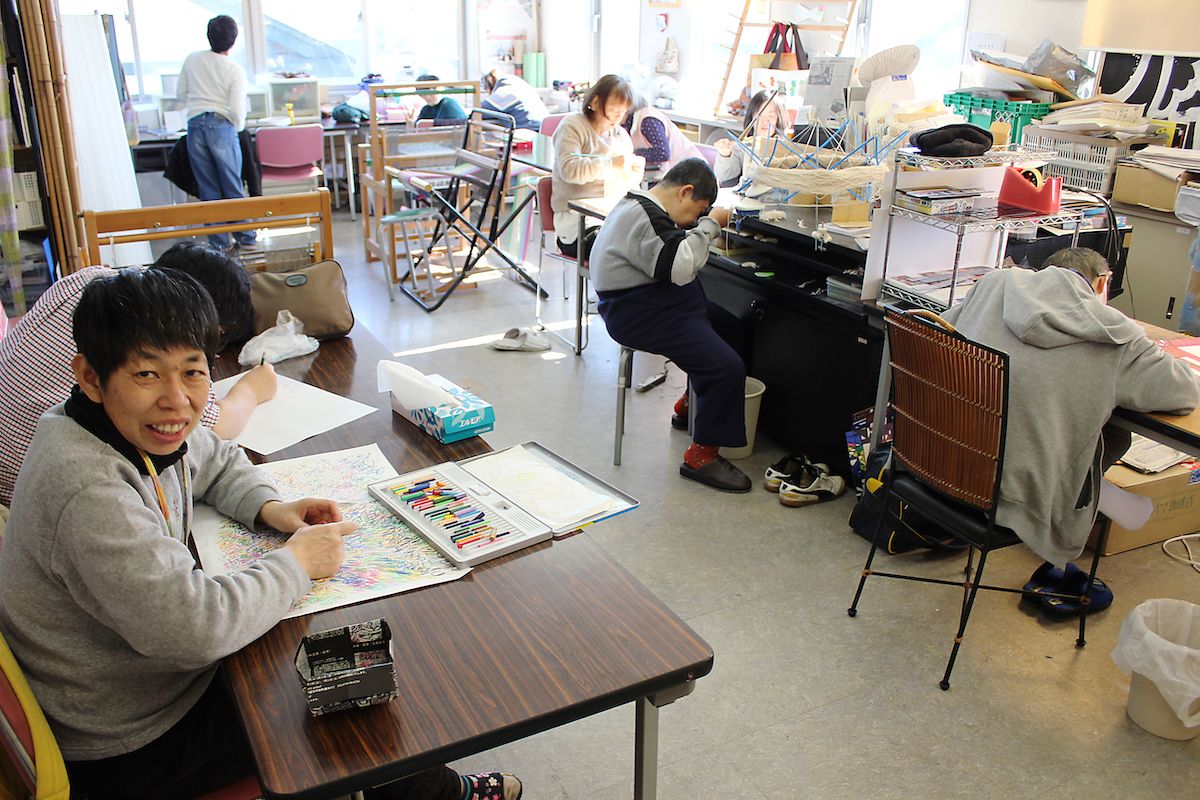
left=392, top=373, right=494, bottom=444
left=293, top=619, right=398, bottom=716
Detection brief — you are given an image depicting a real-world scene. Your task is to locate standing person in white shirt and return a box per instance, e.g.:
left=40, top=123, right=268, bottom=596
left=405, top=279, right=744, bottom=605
left=176, top=15, right=254, bottom=250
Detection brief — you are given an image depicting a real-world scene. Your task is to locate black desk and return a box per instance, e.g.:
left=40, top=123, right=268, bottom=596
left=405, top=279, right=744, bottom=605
left=700, top=207, right=1132, bottom=474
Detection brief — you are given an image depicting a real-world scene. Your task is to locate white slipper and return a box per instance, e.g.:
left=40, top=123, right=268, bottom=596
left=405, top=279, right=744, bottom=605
left=490, top=327, right=551, bottom=352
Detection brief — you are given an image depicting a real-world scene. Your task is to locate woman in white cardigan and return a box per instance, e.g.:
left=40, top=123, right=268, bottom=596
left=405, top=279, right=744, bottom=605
left=550, top=74, right=643, bottom=257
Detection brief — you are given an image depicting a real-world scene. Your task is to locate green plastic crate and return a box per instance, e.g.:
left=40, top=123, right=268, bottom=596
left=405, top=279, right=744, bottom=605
left=943, top=92, right=1051, bottom=143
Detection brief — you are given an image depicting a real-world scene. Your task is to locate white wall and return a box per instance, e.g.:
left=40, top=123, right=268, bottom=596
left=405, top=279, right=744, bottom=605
left=967, top=0, right=1087, bottom=57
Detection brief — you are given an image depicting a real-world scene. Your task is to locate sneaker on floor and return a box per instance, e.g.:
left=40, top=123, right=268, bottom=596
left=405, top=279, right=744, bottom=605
left=763, top=453, right=830, bottom=492
left=490, top=327, right=550, bottom=351
left=778, top=466, right=845, bottom=506
left=679, top=456, right=752, bottom=493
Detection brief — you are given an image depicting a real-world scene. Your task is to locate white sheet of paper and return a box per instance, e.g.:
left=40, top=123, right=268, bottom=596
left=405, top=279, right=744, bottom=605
left=460, top=444, right=617, bottom=531
left=212, top=374, right=376, bottom=454
left=1179, top=345, right=1200, bottom=358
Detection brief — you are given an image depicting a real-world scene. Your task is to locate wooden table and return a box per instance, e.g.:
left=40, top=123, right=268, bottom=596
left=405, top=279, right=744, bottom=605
left=1110, top=322, right=1200, bottom=456
left=213, top=324, right=714, bottom=800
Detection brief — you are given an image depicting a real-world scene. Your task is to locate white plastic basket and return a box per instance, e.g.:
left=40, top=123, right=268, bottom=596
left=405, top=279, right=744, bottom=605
left=1021, top=126, right=1135, bottom=170
left=1042, top=161, right=1117, bottom=194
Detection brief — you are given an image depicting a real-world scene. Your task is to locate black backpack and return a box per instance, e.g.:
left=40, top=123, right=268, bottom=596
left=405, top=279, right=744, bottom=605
left=848, top=444, right=966, bottom=554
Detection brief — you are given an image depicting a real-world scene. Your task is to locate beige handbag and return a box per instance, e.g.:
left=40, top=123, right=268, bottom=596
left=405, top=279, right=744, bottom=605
left=250, top=259, right=355, bottom=340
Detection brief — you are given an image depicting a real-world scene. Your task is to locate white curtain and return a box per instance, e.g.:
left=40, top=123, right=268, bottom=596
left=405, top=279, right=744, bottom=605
left=61, top=14, right=151, bottom=267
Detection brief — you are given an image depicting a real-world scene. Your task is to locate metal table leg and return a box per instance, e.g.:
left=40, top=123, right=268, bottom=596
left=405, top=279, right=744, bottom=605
left=345, top=130, right=357, bottom=222
left=634, top=683, right=695, bottom=800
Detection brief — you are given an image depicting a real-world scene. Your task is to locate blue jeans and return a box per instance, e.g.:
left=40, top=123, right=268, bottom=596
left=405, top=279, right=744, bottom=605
left=187, top=112, right=254, bottom=248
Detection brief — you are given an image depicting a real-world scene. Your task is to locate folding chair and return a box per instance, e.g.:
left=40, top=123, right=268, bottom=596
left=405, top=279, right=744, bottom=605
left=381, top=109, right=544, bottom=311
left=848, top=308, right=1108, bottom=690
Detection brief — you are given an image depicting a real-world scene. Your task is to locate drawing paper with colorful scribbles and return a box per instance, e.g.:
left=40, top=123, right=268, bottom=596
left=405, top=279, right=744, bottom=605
left=192, top=444, right=468, bottom=619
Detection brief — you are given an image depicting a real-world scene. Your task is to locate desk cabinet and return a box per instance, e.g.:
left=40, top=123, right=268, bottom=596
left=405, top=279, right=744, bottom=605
left=701, top=264, right=883, bottom=475
left=1111, top=204, right=1194, bottom=332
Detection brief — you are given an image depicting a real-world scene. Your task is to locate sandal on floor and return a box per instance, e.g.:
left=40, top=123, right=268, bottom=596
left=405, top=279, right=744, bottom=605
left=1020, top=561, right=1064, bottom=602
left=764, top=454, right=830, bottom=492
left=490, top=327, right=550, bottom=352
left=461, top=772, right=523, bottom=800
left=1037, top=563, right=1113, bottom=621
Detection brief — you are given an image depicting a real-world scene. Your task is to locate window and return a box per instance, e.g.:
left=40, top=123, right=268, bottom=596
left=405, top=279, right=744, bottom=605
left=365, top=0, right=462, bottom=84
left=262, top=0, right=364, bottom=80
left=59, top=1, right=466, bottom=102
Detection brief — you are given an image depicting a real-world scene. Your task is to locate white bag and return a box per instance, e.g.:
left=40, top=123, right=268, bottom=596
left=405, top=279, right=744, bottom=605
left=655, top=37, right=680, bottom=75
left=237, top=310, right=320, bottom=366
left=1112, top=598, right=1200, bottom=726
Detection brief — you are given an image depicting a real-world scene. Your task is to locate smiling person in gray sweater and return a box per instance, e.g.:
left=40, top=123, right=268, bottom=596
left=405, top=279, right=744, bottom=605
left=941, top=249, right=1200, bottom=568
left=0, top=269, right=520, bottom=800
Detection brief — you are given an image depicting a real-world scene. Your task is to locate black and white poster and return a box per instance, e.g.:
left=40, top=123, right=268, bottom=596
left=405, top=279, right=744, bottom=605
left=1099, top=53, right=1200, bottom=146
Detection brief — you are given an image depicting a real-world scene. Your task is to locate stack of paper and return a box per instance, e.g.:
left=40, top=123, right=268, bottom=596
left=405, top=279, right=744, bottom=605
left=1120, top=433, right=1189, bottom=474
left=1131, top=145, right=1200, bottom=181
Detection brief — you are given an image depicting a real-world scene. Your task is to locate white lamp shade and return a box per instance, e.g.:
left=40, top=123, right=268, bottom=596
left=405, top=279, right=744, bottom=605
left=1081, top=0, right=1200, bottom=57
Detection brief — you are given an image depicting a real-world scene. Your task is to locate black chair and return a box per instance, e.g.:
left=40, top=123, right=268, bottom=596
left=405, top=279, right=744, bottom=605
left=848, top=308, right=1108, bottom=690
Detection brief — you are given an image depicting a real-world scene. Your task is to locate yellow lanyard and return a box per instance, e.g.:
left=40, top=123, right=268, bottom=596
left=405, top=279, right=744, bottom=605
left=138, top=451, right=191, bottom=543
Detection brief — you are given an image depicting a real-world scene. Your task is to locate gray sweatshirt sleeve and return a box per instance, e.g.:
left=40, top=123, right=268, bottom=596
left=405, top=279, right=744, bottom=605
left=52, top=481, right=310, bottom=671
left=188, top=427, right=280, bottom=528
left=662, top=216, right=721, bottom=285
left=1116, top=336, right=1200, bottom=415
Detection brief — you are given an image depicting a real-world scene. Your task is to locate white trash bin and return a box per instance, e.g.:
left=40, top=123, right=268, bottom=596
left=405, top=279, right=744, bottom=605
left=720, top=377, right=766, bottom=461
left=1112, top=598, right=1200, bottom=740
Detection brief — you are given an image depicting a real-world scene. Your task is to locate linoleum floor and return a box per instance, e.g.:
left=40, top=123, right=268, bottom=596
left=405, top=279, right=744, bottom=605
left=329, top=214, right=1199, bottom=800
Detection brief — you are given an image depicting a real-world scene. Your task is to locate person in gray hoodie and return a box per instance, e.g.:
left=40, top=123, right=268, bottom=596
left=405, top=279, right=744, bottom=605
left=0, top=268, right=521, bottom=800
left=940, top=249, right=1200, bottom=567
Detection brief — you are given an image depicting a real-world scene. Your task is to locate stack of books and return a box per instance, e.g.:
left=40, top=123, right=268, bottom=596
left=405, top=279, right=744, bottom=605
left=894, top=187, right=984, bottom=215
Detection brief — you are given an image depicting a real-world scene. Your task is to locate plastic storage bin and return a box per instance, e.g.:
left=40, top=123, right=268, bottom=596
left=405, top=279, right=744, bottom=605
left=943, top=93, right=1051, bottom=144
left=1020, top=125, right=1152, bottom=195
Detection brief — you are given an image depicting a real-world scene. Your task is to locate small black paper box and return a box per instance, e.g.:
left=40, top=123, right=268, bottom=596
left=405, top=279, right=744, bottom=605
left=294, top=618, right=398, bottom=716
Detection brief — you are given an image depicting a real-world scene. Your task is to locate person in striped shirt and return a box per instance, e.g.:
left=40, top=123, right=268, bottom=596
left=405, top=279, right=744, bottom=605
left=0, top=243, right=275, bottom=510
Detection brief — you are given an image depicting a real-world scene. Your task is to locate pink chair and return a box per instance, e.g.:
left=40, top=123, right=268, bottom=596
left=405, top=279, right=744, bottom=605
left=256, top=124, right=324, bottom=194
left=697, top=143, right=718, bottom=168
left=534, top=175, right=589, bottom=354
left=539, top=113, right=567, bottom=137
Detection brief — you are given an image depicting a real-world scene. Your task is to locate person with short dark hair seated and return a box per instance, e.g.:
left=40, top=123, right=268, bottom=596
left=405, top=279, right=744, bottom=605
left=0, top=242, right=274, bottom=511
left=589, top=157, right=752, bottom=492
left=415, top=74, right=468, bottom=124
left=942, top=248, right=1200, bottom=568
left=0, top=267, right=521, bottom=800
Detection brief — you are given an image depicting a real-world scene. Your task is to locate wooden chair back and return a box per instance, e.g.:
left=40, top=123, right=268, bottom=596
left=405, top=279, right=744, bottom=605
left=885, top=308, right=1009, bottom=511
left=79, top=189, right=334, bottom=268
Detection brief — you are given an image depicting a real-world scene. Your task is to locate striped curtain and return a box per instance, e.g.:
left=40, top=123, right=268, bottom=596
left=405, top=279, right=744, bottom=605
left=0, top=30, right=22, bottom=316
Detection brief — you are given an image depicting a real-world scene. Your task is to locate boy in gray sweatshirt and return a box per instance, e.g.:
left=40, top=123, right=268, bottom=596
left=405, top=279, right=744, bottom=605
left=589, top=158, right=751, bottom=492
left=0, top=268, right=520, bottom=800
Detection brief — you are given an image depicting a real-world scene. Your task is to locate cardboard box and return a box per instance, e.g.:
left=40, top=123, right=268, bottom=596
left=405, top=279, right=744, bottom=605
left=293, top=619, right=398, bottom=716
left=1112, top=163, right=1198, bottom=213
left=391, top=373, right=494, bottom=444
left=1087, top=463, right=1200, bottom=555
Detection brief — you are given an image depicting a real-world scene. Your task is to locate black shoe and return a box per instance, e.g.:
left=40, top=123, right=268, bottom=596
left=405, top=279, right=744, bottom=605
left=671, top=412, right=688, bottom=430
left=679, top=456, right=752, bottom=493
